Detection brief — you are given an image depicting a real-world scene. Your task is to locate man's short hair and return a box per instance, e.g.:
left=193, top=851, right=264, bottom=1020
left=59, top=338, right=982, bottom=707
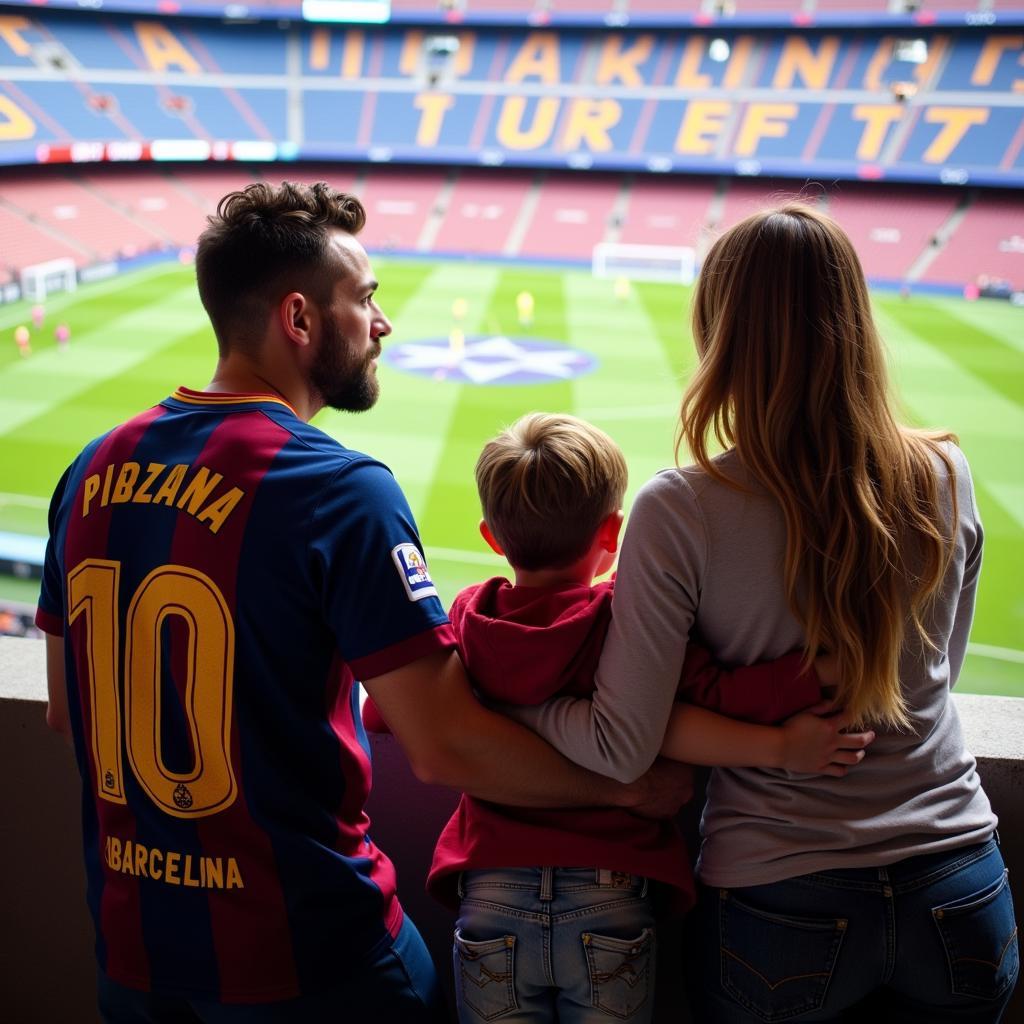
left=195, top=181, right=366, bottom=355
left=475, top=413, right=628, bottom=571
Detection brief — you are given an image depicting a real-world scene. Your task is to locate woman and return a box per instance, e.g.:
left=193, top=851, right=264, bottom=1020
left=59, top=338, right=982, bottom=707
left=509, top=204, right=1018, bottom=1021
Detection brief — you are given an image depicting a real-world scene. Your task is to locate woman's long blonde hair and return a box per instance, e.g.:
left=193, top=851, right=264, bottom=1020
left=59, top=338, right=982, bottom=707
left=680, top=203, right=956, bottom=729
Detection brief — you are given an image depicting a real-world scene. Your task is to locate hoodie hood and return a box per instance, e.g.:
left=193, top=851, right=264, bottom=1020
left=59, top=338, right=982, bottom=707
left=448, top=577, right=613, bottom=706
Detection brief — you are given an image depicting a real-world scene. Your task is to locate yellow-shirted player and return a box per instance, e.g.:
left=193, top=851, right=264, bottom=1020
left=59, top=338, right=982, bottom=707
left=515, top=290, right=534, bottom=327
left=14, top=324, right=31, bottom=358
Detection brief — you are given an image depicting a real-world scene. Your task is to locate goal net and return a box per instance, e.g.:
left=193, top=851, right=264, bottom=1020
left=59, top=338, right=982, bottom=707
left=20, top=257, right=77, bottom=302
left=592, top=242, right=696, bottom=285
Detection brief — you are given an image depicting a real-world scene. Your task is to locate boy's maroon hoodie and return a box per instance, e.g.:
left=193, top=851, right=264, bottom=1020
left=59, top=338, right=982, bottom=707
left=427, top=576, right=696, bottom=911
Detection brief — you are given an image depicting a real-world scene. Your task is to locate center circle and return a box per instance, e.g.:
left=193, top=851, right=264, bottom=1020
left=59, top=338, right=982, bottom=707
left=383, top=335, right=599, bottom=386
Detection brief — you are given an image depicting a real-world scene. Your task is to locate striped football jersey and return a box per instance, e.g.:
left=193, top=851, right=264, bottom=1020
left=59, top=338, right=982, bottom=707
left=36, top=388, right=454, bottom=1002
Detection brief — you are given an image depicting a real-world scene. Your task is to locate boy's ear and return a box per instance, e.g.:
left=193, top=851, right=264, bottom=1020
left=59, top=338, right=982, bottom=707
left=479, top=519, right=505, bottom=556
left=598, top=510, right=625, bottom=553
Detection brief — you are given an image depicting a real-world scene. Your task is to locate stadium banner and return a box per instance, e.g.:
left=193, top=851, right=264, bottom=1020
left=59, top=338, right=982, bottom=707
left=0, top=19, right=1021, bottom=187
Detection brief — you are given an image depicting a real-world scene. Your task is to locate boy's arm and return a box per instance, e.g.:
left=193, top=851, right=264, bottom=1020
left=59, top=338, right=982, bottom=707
left=660, top=701, right=875, bottom=776
left=678, top=643, right=821, bottom=724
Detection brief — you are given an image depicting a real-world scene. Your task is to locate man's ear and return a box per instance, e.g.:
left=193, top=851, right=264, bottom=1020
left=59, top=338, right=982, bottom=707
left=279, top=292, right=312, bottom=348
left=598, top=510, right=624, bottom=553
left=479, top=520, right=505, bottom=556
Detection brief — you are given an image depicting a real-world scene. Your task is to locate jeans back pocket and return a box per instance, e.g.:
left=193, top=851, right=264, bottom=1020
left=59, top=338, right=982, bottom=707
left=933, top=868, right=1020, bottom=1000
left=454, top=929, right=517, bottom=1021
left=718, top=890, right=847, bottom=1022
left=582, top=926, right=654, bottom=1020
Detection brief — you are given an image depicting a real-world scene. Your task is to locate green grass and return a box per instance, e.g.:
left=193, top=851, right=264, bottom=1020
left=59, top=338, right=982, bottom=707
left=1, top=261, right=1021, bottom=697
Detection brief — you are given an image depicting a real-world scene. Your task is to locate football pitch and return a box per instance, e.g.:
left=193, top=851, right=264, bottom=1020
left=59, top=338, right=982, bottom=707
left=1, top=259, right=1021, bottom=698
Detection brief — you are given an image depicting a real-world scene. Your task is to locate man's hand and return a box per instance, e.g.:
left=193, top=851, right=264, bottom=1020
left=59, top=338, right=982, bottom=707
left=778, top=701, right=875, bottom=776
left=624, top=757, right=694, bottom=819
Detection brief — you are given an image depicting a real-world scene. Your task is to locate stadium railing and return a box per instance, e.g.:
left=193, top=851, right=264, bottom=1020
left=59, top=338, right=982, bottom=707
left=2, top=635, right=1021, bottom=1023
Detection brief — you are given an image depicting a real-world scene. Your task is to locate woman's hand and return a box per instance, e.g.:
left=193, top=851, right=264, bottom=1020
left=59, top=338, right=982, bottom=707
left=778, top=701, right=875, bottom=776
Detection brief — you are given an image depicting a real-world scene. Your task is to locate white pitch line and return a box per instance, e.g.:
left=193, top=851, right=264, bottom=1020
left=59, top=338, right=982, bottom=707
left=0, top=493, right=50, bottom=509
left=967, top=643, right=1024, bottom=666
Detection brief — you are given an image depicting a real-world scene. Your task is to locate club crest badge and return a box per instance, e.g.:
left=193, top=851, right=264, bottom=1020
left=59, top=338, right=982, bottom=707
left=391, top=543, right=438, bottom=602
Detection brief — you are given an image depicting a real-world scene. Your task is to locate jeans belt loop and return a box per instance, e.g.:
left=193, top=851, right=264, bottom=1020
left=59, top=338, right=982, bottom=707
left=540, top=866, right=554, bottom=902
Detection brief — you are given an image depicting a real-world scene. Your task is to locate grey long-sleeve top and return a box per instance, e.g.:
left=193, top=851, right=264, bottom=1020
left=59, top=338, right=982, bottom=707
left=507, top=443, right=996, bottom=887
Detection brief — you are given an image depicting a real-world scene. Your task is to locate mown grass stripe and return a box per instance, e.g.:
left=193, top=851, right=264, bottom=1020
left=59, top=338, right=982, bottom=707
left=877, top=295, right=1024, bottom=412
left=928, top=298, right=1024, bottom=358
left=416, top=265, right=572, bottom=564
left=0, top=284, right=207, bottom=439
left=565, top=272, right=683, bottom=502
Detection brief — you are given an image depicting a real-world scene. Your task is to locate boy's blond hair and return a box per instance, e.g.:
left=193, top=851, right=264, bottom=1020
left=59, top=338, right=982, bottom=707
left=475, top=413, right=627, bottom=571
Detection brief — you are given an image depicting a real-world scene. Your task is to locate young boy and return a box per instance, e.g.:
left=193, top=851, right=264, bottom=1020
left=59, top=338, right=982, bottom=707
left=420, top=413, right=822, bottom=1024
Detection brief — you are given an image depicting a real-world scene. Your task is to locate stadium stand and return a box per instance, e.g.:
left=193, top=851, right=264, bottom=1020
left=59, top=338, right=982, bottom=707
left=359, top=167, right=448, bottom=250
left=0, top=199, right=88, bottom=278
left=0, top=10, right=1021, bottom=291
left=2, top=18, right=1022, bottom=182
left=79, top=167, right=210, bottom=245
left=167, top=164, right=266, bottom=206
left=825, top=183, right=961, bottom=284
left=924, top=191, right=1024, bottom=288
left=616, top=176, right=718, bottom=251
left=516, top=172, right=622, bottom=259
left=3, top=161, right=1024, bottom=289
left=715, top=177, right=825, bottom=231
left=430, top=168, right=536, bottom=256
left=0, top=170, right=170, bottom=262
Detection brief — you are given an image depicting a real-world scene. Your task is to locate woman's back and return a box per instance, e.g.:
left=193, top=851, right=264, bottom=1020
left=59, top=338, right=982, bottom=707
left=607, top=441, right=995, bottom=887
left=510, top=203, right=1016, bottom=1019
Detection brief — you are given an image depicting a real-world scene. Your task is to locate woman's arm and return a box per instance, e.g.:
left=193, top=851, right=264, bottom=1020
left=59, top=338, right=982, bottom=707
left=502, top=473, right=875, bottom=781
left=661, top=702, right=874, bottom=776
left=500, top=476, right=705, bottom=782
left=947, top=449, right=984, bottom=688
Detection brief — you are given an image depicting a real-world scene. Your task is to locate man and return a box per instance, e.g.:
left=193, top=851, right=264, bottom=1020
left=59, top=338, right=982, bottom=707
left=37, top=182, right=687, bottom=1023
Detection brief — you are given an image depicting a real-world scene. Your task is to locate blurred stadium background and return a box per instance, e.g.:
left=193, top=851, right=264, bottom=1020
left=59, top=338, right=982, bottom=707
left=0, top=0, right=1021, bottom=697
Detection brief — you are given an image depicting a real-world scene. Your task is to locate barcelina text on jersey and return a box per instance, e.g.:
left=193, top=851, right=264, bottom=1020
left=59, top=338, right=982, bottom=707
left=81, top=461, right=245, bottom=535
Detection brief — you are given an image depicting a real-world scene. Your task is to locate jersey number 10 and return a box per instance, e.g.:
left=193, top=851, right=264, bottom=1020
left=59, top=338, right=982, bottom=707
left=67, top=558, right=238, bottom=819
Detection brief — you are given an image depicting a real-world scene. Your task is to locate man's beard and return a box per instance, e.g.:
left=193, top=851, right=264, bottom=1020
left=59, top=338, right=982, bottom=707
left=309, top=313, right=380, bottom=413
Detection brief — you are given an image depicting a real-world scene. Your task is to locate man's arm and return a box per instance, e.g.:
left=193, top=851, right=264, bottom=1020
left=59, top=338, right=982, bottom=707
left=44, top=633, right=72, bottom=743
left=678, top=643, right=821, bottom=723
left=364, top=648, right=690, bottom=816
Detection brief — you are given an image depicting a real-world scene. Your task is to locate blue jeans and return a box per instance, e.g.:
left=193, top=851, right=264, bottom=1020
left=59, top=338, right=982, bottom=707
left=97, top=914, right=446, bottom=1024
left=689, top=838, right=1019, bottom=1023
left=453, top=866, right=656, bottom=1023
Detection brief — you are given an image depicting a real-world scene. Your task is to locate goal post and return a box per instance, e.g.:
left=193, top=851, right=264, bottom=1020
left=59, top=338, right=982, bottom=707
left=20, top=257, right=77, bottom=302
left=592, top=242, right=696, bottom=285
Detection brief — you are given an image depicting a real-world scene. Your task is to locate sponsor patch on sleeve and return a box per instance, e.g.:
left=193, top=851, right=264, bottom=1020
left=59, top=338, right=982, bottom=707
left=391, top=543, right=439, bottom=602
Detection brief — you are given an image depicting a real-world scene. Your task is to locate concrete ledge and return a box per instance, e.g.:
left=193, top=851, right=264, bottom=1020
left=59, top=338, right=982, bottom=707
left=2, top=636, right=1021, bottom=1022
